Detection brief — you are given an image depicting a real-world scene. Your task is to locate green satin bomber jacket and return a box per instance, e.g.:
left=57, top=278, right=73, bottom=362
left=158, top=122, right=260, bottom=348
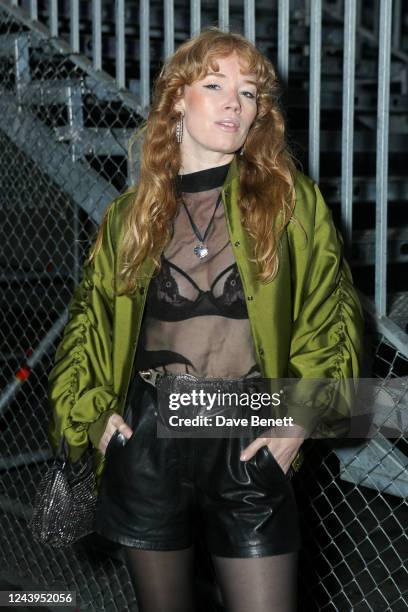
left=47, top=155, right=365, bottom=493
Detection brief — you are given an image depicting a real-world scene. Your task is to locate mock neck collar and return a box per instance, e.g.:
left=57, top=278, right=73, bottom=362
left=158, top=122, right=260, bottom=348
left=176, top=158, right=234, bottom=193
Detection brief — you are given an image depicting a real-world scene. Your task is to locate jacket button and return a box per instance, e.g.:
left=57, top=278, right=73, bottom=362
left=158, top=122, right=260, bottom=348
left=259, top=347, right=264, bottom=355
left=234, top=240, right=240, bottom=247
left=247, top=295, right=253, bottom=301
left=139, top=287, right=145, bottom=295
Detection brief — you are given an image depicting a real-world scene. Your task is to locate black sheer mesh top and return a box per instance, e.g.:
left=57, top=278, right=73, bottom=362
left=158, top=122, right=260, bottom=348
left=134, top=160, right=261, bottom=379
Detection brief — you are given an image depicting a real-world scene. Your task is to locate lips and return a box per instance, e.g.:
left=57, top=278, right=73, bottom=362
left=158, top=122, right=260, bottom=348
left=215, top=120, right=240, bottom=133
left=215, top=119, right=240, bottom=128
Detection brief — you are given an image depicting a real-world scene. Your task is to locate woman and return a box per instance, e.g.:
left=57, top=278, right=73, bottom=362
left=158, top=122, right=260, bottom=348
left=47, top=27, right=364, bottom=612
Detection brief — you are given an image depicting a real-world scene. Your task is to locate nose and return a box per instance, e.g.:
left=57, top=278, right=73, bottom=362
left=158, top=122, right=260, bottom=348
left=223, top=89, right=242, bottom=113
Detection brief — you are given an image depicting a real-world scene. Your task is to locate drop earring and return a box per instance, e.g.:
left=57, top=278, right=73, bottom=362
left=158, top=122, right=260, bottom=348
left=176, top=113, right=184, bottom=143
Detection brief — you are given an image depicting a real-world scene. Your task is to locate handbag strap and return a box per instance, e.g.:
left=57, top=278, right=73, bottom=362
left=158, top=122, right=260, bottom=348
left=55, top=435, right=95, bottom=480
left=55, top=435, right=69, bottom=466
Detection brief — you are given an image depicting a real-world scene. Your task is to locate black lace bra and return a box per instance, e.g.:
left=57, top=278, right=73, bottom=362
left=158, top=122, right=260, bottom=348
left=145, top=256, right=248, bottom=321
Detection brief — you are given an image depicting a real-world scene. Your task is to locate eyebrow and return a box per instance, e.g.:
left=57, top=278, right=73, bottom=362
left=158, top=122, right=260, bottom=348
left=204, top=72, right=257, bottom=87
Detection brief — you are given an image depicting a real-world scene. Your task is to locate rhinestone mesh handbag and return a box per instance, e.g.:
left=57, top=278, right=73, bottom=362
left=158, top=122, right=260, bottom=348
left=30, top=435, right=97, bottom=547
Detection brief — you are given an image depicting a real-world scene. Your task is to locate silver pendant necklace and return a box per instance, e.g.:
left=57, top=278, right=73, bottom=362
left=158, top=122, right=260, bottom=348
left=182, top=193, right=222, bottom=259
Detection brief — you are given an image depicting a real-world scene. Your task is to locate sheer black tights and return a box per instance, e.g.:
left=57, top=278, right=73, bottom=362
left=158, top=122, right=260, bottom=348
left=211, top=551, right=298, bottom=612
left=124, top=546, right=298, bottom=612
left=123, top=547, right=196, bottom=612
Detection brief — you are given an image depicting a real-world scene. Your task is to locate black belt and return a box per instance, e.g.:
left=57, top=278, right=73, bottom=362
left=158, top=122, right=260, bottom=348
left=137, top=369, right=263, bottom=394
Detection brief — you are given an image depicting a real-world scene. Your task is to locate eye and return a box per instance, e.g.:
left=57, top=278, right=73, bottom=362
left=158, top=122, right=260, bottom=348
left=242, top=91, right=257, bottom=99
left=203, top=84, right=257, bottom=99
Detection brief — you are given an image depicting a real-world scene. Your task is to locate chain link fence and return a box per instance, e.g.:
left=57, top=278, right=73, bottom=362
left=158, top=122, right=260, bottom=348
left=0, top=6, right=143, bottom=611
left=296, top=328, right=408, bottom=611
left=0, top=5, right=407, bottom=611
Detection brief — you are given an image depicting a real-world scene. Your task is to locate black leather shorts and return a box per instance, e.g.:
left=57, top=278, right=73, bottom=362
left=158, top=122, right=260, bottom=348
left=94, top=373, right=302, bottom=558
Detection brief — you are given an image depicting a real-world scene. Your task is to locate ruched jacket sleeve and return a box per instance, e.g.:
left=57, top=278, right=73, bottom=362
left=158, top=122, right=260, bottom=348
left=286, top=180, right=365, bottom=438
left=47, top=198, right=119, bottom=463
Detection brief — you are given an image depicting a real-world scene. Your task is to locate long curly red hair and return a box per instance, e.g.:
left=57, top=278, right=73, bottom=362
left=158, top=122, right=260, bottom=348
left=89, top=26, right=299, bottom=296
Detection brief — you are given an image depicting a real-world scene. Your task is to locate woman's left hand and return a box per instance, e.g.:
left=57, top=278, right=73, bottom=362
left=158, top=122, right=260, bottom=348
left=240, top=424, right=307, bottom=475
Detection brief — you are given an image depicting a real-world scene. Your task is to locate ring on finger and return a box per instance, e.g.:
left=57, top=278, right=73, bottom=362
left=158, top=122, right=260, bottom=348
left=117, top=432, right=126, bottom=445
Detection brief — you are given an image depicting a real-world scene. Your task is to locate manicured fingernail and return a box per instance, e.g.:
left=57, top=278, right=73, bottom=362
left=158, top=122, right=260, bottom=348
left=240, top=454, right=246, bottom=461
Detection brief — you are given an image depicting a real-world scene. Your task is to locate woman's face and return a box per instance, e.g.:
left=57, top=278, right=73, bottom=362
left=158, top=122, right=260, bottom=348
left=174, top=52, right=258, bottom=170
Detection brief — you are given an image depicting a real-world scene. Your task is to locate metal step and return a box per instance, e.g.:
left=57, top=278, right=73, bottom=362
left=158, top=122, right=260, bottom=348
left=351, top=228, right=408, bottom=266
left=320, top=176, right=408, bottom=204
left=54, top=126, right=133, bottom=157
left=353, top=114, right=408, bottom=132
left=17, top=78, right=84, bottom=105
left=293, top=130, right=408, bottom=153
left=0, top=31, right=30, bottom=57
left=0, top=86, right=118, bottom=224
left=286, top=90, right=408, bottom=114
left=337, top=433, right=408, bottom=499
left=11, top=72, right=136, bottom=118
left=388, top=293, right=408, bottom=332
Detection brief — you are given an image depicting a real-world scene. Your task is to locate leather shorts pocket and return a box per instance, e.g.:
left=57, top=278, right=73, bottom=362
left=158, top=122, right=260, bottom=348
left=258, top=445, right=294, bottom=481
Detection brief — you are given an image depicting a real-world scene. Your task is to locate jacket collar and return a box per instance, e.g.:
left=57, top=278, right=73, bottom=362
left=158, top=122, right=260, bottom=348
left=223, top=153, right=240, bottom=191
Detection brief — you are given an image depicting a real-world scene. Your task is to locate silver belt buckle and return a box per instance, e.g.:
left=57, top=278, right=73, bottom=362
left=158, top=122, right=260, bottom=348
left=138, top=369, right=161, bottom=387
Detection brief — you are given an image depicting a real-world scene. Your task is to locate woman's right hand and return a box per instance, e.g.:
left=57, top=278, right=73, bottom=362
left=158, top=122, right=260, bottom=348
left=98, top=413, right=134, bottom=456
